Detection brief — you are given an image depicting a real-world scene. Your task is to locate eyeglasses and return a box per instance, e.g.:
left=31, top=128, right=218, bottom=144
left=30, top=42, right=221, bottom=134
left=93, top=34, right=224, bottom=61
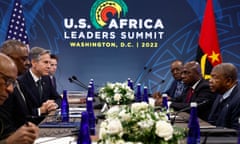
left=0, top=72, right=17, bottom=88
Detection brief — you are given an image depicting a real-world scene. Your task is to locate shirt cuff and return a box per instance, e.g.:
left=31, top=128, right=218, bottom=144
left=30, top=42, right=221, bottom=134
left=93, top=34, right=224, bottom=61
left=38, top=108, right=41, bottom=116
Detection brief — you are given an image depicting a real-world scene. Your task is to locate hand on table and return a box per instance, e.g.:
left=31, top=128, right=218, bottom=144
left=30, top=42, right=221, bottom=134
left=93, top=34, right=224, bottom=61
left=40, top=100, right=58, bottom=114
left=6, top=122, right=39, bottom=144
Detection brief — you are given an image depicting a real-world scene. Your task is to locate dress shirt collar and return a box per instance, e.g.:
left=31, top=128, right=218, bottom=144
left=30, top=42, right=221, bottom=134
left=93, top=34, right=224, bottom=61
left=29, top=69, right=41, bottom=82
left=191, top=79, right=201, bottom=90
left=222, top=84, right=236, bottom=100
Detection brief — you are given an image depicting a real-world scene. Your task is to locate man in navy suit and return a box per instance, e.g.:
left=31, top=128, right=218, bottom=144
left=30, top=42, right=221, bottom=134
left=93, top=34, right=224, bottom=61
left=18, top=47, right=62, bottom=124
left=171, top=61, right=216, bottom=121
left=153, top=60, right=186, bottom=105
left=0, top=40, right=35, bottom=137
left=165, top=60, right=186, bottom=98
left=208, top=63, right=240, bottom=129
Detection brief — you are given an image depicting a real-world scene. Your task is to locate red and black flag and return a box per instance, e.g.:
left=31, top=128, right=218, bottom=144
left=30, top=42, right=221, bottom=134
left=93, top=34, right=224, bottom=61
left=196, top=0, right=222, bottom=79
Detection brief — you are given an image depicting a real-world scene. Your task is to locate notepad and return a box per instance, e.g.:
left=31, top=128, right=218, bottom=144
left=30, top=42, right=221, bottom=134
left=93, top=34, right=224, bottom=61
left=39, top=121, right=80, bottom=128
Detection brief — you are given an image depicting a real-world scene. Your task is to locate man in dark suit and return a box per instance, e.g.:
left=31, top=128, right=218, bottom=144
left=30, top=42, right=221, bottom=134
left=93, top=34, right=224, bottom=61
left=208, top=63, right=240, bottom=129
left=171, top=61, right=216, bottom=121
left=49, top=54, right=58, bottom=90
left=153, top=60, right=186, bottom=105
left=0, top=40, right=33, bottom=136
left=0, top=53, right=38, bottom=144
left=18, top=47, right=62, bottom=124
left=165, top=60, right=186, bottom=98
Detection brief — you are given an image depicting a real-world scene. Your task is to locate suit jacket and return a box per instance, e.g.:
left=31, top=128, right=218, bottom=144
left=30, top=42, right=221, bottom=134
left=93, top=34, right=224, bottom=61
left=171, top=79, right=217, bottom=121
left=208, top=84, right=240, bottom=129
left=0, top=82, right=30, bottom=139
left=17, top=70, right=62, bottom=124
left=165, top=80, right=177, bottom=97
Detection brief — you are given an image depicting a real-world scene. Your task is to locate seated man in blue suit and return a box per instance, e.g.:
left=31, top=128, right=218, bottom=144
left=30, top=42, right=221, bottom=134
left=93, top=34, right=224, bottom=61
left=208, top=63, right=240, bottom=129
left=165, top=60, right=186, bottom=98
left=18, top=47, right=62, bottom=124
left=153, top=60, right=186, bottom=105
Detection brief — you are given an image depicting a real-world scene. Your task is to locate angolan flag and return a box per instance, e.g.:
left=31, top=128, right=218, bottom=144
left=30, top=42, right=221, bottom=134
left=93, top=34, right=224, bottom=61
left=196, top=0, right=222, bottom=79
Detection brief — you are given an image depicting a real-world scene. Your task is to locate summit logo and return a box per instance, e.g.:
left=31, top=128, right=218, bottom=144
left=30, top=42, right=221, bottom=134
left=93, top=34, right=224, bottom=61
left=90, top=0, right=128, bottom=29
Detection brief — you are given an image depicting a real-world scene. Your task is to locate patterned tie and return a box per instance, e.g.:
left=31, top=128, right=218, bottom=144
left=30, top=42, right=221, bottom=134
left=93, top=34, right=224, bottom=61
left=186, top=87, right=194, bottom=103
left=174, top=81, right=184, bottom=98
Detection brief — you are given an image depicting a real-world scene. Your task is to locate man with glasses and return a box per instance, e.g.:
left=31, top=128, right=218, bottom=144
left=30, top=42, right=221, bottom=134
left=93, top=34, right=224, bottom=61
left=0, top=53, right=38, bottom=144
left=0, top=40, right=32, bottom=137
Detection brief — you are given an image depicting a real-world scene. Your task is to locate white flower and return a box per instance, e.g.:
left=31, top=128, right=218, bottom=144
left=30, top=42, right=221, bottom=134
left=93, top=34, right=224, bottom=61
left=119, top=109, right=131, bottom=121
left=131, top=102, right=148, bottom=113
left=137, top=119, right=154, bottom=129
left=99, top=121, right=108, bottom=139
left=99, top=81, right=134, bottom=105
left=106, top=105, right=121, bottom=118
left=114, top=93, right=122, bottom=102
left=99, top=101, right=184, bottom=143
left=106, top=119, right=123, bottom=135
left=155, top=120, right=174, bottom=141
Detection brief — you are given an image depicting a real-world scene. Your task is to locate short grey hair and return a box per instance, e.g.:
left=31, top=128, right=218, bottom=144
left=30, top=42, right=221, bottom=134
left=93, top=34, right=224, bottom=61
left=30, top=47, right=50, bottom=61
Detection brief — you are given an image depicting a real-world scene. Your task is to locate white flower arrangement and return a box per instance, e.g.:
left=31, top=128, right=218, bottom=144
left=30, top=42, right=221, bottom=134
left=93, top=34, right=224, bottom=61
left=98, top=82, right=135, bottom=105
left=98, top=102, right=185, bottom=144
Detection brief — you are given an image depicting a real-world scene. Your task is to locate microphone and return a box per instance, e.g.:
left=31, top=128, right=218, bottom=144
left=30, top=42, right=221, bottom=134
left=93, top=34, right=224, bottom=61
left=170, top=100, right=209, bottom=125
left=72, top=76, right=89, bottom=89
left=68, top=77, right=88, bottom=90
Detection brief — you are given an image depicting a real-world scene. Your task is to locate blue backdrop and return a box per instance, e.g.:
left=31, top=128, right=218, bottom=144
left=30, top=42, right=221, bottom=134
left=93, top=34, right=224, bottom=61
left=0, top=0, right=239, bottom=94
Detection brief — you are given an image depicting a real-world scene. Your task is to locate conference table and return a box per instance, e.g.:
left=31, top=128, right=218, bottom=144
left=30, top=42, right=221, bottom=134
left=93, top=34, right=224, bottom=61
left=35, top=98, right=238, bottom=144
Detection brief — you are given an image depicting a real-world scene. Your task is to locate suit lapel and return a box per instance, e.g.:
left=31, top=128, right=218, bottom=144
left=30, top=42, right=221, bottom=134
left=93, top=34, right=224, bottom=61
left=25, top=71, right=41, bottom=105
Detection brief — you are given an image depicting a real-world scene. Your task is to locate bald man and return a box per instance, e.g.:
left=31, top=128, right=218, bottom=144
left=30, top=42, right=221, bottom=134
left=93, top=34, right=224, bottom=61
left=0, top=40, right=31, bottom=134
left=0, top=40, right=30, bottom=75
left=208, top=63, right=240, bottom=129
left=0, top=53, right=38, bottom=144
left=171, top=61, right=216, bottom=121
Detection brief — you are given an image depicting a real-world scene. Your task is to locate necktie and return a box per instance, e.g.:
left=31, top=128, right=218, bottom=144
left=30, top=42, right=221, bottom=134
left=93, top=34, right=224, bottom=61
left=186, top=87, right=194, bottom=103
left=51, top=76, right=55, bottom=89
left=174, top=81, right=184, bottom=98
left=36, top=79, right=43, bottom=100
